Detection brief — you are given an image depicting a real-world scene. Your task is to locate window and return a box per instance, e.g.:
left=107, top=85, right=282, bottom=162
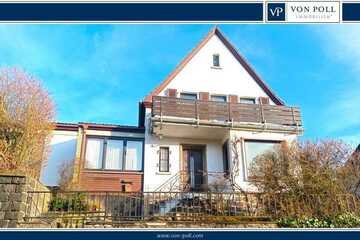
left=105, top=140, right=123, bottom=170
left=180, top=92, right=197, bottom=100
left=222, top=141, right=229, bottom=173
left=125, top=141, right=143, bottom=171
left=213, top=54, right=220, bottom=67
left=211, top=95, right=227, bottom=102
left=85, top=137, right=143, bottom=171
left=244, top=140, right=280, bottom=178
left=85, top=138, right=104, bottom=169
left=159, top=147, right=170, bottom=172
left=240, top=98, right=256, bottom=104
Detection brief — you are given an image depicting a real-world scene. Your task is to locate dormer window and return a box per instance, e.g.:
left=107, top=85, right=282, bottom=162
left=211, top=95, right=227, bottom=102
left=180, top=92, right=197, bottom=100
left=240, top=98, right=256, bottom=104
left=213, top=54, right=220, bottom=67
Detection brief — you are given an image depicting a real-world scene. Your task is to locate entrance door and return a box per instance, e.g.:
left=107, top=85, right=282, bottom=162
left=182, top=147, right=204, bottom=191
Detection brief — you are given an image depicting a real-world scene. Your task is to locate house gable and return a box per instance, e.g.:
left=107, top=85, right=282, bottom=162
left=144, top=27, right=284, bottom=105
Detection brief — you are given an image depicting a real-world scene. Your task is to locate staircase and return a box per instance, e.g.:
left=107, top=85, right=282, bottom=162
left=150, top=171, right=246, bottom=221
left=152, top=192, right=272, bottom=223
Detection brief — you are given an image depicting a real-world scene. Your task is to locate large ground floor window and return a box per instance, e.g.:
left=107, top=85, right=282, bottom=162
left=244, top=140, right=281, bottom=179
left=84, top=136, right=143, bottom=171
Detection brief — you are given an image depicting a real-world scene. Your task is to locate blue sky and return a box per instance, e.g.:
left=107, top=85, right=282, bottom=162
left=0, top=24, right=359, bottom=146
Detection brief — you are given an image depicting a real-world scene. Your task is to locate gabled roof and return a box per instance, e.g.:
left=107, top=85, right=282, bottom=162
left=144, top=27, right=284, bottom=105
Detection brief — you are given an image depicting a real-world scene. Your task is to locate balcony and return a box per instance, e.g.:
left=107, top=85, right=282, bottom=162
left=151, top=96, right=303, bottom=139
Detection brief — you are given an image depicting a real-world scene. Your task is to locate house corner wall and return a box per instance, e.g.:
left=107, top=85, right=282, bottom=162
left=40, top=129, right=78, bottom=187
left=228, top=130, right=298, bottom=192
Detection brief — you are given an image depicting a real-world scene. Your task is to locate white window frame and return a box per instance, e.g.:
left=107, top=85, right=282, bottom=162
left=84, top=138, right=104, bottom=170
left=158, top=146, right=170, bottom=173
left=212, top=54, right=220, bottom=68
left=84, top=136, right=144, bottom=172
left=105, top=139, right=124, bottom=170
left=242, top=139, right=282, bottom=181
left=125, top=140, right=144, bottom=171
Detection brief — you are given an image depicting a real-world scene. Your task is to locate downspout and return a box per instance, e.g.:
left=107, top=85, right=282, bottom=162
left=72, top=124, right=87, bottom=189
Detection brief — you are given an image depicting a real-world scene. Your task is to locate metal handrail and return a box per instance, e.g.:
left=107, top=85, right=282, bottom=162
left=24, top=190, right=360, bottom=226
left=154, top=171, right=232, bottom=192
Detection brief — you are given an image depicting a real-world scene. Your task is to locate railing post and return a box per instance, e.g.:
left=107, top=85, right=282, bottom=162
left=291, top=107, right=296, bottom=126
left=142, top=192, right=145, bottom=220
left=195, top=100, right=199, bottom=122
left=24, top=192, right=31, bottom=222
left=159, top=97, right=162, bottom=117
left=105, top=192, right=108, bottom=221
left=259, top=101, right=265, bottom=123
left=228, top=102, right=231, bottom=122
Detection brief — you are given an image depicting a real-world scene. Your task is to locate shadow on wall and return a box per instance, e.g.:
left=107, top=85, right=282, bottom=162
left=40, top=137, right=77, bottom=186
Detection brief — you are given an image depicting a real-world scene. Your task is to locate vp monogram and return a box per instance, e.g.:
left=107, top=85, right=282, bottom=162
left=267, top=3, right=286, bottom=21
left=270, top=7, right=284, bottom=17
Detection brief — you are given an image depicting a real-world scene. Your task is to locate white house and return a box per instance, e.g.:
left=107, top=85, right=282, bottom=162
left=142, top=27, right=302, bottom=192
left=40, top=27, right=303, bottom=192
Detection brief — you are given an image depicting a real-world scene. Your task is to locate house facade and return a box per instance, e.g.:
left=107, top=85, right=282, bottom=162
left=40, top=27, right=303, bottom=192
left=40, top=122, right=145, bottom=191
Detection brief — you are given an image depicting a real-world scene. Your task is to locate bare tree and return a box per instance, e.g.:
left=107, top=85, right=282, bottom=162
left=0, top=67, right=55, bottom=178
left=247, top=140, right=360, bottom=217
left=58, top=160, right=77, bottom=191
left=338, top=151, right=360, bottom=195
left=249, top=140, right=355, bottom=195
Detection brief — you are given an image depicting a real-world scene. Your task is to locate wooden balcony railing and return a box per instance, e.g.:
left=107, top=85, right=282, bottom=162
left=152, top=96, right=302, bottom=126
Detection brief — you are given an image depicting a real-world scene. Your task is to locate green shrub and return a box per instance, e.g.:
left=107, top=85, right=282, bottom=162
left=278, top=217, right=333, bottom=228
left=333, top=212, right=360, bottom=227
left=278, top=213, right=360, bottom=228
left=48, top=193, right=88, bottom=212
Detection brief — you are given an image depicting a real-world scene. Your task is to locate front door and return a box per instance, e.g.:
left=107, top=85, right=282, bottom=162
left=182, top=147, right=204, bottom=191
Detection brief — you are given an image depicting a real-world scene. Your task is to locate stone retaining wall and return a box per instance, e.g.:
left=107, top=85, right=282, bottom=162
left=0, top=174, right=49, bottom=228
